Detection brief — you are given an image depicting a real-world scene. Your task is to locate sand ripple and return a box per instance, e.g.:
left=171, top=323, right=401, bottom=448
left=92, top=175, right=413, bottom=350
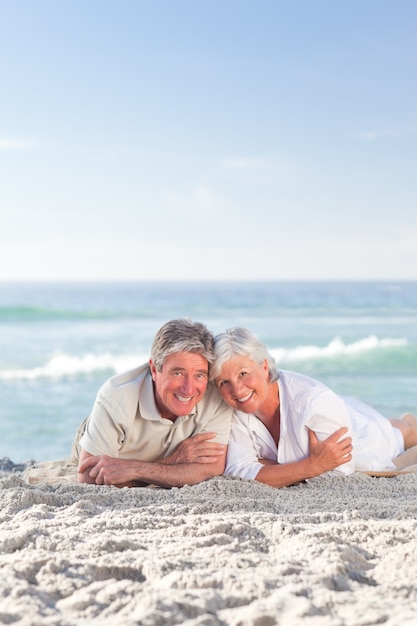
left=1, top=468, right=417, bottom=625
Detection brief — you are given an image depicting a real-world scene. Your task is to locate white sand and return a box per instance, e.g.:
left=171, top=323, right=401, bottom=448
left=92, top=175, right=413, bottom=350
left=1, top=464, right=417, bottom=626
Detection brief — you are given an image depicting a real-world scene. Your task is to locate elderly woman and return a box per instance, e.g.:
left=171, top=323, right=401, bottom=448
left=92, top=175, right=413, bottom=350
left=211, top=327, right=417, bottom=487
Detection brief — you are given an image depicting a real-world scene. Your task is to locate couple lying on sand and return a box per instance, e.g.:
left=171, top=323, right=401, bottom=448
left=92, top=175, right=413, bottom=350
left=25, top=318, right=417, bottom=488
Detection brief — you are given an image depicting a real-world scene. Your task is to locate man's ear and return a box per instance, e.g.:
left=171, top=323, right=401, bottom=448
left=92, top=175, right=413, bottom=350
left=149, top=358, right=157, bottom=381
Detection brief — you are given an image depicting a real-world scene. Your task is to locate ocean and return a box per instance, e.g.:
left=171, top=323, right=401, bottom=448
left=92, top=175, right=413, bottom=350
left=1, top=280, right=416, bottom=464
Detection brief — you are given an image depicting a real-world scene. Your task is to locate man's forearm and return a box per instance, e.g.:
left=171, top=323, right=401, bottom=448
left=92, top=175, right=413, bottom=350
left=130, top=458, right=224, bottom=488
left=78, top=452, right=226, bottom=488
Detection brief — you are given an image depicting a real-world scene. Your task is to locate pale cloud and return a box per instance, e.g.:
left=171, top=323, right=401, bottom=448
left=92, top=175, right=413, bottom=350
left=218, top=155, right=308, bottom=188
left=89, top=143, right=125, bottom=162
left=354, top=126, right=417, bottom=141
left=193, top=186, right=221, bottom=216
left=162, top=185, right=224, bottom=219
left=0, top=138, right=36, bottom=150
left=219, top=157, right=273, bottom=171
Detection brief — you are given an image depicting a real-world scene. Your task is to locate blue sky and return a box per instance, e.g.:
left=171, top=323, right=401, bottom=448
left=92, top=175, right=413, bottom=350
left=1, top=0, right=416, bottom=281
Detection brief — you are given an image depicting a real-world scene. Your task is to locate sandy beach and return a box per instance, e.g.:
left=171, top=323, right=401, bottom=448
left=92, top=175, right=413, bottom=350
left=1, top=462, right=417, bottom=626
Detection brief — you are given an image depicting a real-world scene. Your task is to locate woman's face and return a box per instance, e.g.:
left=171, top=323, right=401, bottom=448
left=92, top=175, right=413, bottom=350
left=214, top=355, right=270, bottom=413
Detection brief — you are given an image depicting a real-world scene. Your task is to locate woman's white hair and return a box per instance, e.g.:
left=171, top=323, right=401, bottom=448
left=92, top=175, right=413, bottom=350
left=211, top=327, right=278, bottom=382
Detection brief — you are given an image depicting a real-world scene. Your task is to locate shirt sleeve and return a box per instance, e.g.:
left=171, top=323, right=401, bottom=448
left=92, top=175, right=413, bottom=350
left=194, top=387, right=233, bottom=445
left=306, top=391, right=355, bottom=475
left=225, top=417, right=264, bottom=480
left=79, top=393, right=127, bottom=457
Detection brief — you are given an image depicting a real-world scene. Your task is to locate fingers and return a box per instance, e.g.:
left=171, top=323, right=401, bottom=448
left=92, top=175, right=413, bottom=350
left=308, top=426, right=350, bottom=443
left=190, top=432, right=217, bottom=442
left=308, top=425, right=353, bottom=470
left=185, top=433, right=226, bottom=456
left=327, top=426, right=349, bottom=442
left=190, top=443, right=226, bottom=462
left=78, top=455, right=110, bottom=484
left=335, top=434, right=353, bottom=465
left=78, top=455, right=100, bottom=474
left=196, top=442, right=226, bottom=454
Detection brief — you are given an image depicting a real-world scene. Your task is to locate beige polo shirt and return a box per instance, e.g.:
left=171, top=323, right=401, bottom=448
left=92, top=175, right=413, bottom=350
left=79, top=363, right=232, bottom=460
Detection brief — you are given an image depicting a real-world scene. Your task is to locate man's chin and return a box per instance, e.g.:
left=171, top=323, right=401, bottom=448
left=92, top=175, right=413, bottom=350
left=171, top=399, right=197, bottom=416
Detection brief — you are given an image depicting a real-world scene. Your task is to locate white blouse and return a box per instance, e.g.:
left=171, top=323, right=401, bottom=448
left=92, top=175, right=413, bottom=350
left=225, top=369, right=403, bottom=480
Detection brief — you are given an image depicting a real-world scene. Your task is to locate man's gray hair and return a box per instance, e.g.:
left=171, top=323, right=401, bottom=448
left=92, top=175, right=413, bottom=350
left=211, top=327, right=278, bottom=382
left=151, top=318, right=215, bottom=371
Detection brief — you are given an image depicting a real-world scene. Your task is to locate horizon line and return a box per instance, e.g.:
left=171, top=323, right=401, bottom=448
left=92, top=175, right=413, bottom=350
left=1, top=277, right=417, bottom=284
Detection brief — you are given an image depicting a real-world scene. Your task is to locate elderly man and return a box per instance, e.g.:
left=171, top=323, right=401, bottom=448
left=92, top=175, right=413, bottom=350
left=76, top=318, right=232, bottom=488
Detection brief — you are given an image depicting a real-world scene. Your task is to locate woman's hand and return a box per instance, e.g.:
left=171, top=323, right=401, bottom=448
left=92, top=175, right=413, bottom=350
left=308, top=426, right=352, bottom=473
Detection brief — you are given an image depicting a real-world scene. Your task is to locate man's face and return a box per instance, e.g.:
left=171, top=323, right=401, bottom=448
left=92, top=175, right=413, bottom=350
left=149, top=351, right=209, bottom=419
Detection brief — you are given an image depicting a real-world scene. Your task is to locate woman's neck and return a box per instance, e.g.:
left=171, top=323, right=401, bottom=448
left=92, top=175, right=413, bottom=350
left=254, top=381, right=280, bottom=426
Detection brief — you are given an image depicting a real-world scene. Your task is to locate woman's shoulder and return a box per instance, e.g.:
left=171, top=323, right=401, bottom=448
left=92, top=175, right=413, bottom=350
left=231, top=411, right=267, bottom=433
left=279, top=369, right=332, bottom=394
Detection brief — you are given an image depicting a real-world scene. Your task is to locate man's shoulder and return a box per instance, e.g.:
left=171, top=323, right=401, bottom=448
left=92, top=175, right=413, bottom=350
left=98, top=363, right=150, bottom=398
left=197, top=382, right=228, bottom=410
left=110, top=362, right=149, bottom=386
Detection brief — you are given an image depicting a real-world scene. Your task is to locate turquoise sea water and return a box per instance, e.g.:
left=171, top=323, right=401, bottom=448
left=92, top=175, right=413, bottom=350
left=1, top=281, right=417, bottom=464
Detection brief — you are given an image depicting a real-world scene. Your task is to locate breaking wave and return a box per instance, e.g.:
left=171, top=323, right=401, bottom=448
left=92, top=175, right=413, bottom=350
left=0, top=335, right=412, bottom=381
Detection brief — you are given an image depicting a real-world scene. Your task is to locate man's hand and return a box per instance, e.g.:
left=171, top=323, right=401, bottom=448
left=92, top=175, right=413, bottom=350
left=77, top=435, right=228, bottom=488
left=160, top=432, right=227, bottom=465
left=78, top=453, right=145, bottom=487
left=308, top=426, right=352, bottom=473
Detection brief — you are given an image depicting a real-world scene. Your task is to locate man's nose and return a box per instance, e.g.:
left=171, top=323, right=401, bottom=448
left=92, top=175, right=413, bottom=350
left=180, top=376, right=194, bottom=394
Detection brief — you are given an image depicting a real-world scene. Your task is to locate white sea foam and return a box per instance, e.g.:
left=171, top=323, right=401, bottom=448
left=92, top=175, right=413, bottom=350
left=0, top=336, right=408, bottom=381
left=271, top=335, right=407, bottom=363
left=0, top=353, right=147, bottom=381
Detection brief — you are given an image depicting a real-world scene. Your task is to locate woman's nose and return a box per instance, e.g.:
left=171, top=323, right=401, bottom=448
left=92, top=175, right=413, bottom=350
left=230, top=379, right=245, bottom=396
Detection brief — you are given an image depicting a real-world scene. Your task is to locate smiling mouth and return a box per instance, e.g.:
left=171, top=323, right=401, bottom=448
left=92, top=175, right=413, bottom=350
left=237, top=391, right=253, bottom=403
left=175, top=394, right=193, bottom=402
